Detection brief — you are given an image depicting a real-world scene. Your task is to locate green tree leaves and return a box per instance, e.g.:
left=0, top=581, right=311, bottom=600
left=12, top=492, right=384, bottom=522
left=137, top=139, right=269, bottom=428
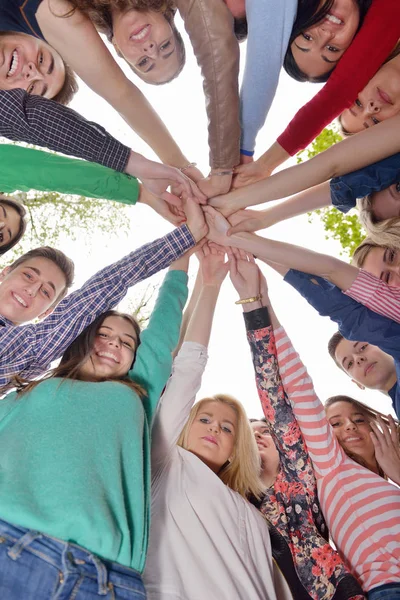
left=297, top=127, right=366, bottom=257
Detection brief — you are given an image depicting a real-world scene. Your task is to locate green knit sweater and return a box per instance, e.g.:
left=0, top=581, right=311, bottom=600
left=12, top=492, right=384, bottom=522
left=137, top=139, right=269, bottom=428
left=0, top=144, right=139, bottom=203
left=0, top=269, right=188, bottom=572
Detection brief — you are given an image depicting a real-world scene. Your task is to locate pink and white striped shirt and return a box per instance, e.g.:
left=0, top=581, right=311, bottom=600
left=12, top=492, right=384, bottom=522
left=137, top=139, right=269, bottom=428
left=274, top=326, right=400, bottom=592
left=345, top=269, right=400, bottom=324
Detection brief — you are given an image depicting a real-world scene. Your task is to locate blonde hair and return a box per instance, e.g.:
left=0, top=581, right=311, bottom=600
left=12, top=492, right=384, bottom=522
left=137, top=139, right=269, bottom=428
left=357, top=194, right=400, bottom=249
left=177, top=394, right=263, bottom=499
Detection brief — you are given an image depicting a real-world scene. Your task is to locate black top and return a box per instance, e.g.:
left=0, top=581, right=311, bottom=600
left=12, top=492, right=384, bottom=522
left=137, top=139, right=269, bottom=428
left=0, top=0, right=44, bottom=39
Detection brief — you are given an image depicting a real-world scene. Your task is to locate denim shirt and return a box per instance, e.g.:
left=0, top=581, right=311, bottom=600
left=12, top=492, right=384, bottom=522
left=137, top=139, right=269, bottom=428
left=284, top=269, right=400, bottom=418
left=330, top=153, right=400, bottom=213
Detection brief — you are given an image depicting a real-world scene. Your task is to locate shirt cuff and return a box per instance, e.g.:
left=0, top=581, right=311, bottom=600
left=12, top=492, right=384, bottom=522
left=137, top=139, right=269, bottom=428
left=243, top=307, right=271, bottom=331
left=330, top=178, right=355, bottom=214
left=99, top=137, right=131, bottom=172
left=240, top=149, right=255, bottom=157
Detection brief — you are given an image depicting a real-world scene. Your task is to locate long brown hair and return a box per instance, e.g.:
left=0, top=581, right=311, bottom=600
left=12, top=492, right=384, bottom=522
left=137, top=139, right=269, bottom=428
left=325, top=395, right=400, bottom=477
left=16, top=310, right=145, bottom=397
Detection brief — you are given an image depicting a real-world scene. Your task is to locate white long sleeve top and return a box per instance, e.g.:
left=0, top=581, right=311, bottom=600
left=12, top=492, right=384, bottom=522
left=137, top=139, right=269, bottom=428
left=143, top=341, right=278, bottom=600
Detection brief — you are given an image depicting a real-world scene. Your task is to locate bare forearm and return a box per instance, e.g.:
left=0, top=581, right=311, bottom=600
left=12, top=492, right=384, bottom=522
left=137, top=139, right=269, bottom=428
left=174, top=267, right=203, bottom=358
left=116, top=84, right=188, bottom=167
left=38, top=0, right=188, bottom=168
left=258, top=182, right=331, bottom=227
left=184, top=285, right=220, bottom=347
left=231, top=233, right=358, bottom=290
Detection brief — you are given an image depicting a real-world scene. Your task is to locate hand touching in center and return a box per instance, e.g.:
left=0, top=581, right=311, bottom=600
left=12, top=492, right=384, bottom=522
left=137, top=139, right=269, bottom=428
left=198, top=242, right=230, bottom=288
left=203, top=205, right=232, bottom=247
left=138, top=186, right=186, bottom=226
left=126, top=151, right=207, bottom=208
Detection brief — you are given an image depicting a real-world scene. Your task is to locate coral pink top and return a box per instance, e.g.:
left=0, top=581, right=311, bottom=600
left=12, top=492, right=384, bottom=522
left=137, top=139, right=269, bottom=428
left=277, top=0, right=400, bottom=155
left=274, top=326, right=400, bottom=592
left=345, top=269, right=400, bottom=324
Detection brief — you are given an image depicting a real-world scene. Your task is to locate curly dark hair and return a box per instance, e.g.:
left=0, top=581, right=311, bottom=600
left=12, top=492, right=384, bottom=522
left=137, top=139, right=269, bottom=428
left=66, top=0, right=185, bottom=84
left=284, top=0, right=373, bottom=83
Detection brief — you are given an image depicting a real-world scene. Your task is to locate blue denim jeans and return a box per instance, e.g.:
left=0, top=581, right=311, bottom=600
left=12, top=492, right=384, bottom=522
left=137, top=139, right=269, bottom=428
left=368, top=583, right=400, bottom=599
left=0, top=519, right=146, bottom=599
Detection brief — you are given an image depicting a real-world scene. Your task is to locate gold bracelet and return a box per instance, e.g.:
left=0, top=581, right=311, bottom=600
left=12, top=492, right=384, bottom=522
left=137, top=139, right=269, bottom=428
left=179, top=162, right=197, bottom=173
left=235, top=294, right=262, bottom=305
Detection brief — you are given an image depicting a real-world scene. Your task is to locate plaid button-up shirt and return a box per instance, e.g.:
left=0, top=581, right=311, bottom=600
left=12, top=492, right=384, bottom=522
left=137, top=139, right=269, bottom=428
left=0, top=226, right=194, bottom=393
left=0, top=89, right=131, bottom=171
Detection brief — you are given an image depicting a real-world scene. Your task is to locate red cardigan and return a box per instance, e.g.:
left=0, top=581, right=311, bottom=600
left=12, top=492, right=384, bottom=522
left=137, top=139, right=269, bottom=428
left=278, top=0, right=400, bottom=155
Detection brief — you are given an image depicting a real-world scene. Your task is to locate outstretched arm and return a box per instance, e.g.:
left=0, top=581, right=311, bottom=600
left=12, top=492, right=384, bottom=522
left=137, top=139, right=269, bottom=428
left=210, top=115, right=400, bottom=217
left=37, top=0, right=190, bottom=168
left=150, top=241, right=229, bottom=470
left=176, top=0, right=240, bottom=191
left=205, top=206, right=358, bottom=290
left=226, top=182, right=331, bottom=235
left=239, top=0, right=297, bottom=157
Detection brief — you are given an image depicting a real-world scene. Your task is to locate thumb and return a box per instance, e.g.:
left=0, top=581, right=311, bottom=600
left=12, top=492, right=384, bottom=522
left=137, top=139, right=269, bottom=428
left=227, top=223, right=245, bottom=236
left=161, top=191, right=183, bottom=208
left=233, top=163, right=248, bottom=175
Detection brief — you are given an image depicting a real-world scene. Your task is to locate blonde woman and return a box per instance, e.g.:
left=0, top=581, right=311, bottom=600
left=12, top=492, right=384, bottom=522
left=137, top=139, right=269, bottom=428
left=144, top=242, right=278, bottom=600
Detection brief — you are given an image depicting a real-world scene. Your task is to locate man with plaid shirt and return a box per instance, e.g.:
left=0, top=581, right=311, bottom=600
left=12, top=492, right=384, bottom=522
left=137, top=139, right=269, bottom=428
left=0, top=201, right=206, bottom=393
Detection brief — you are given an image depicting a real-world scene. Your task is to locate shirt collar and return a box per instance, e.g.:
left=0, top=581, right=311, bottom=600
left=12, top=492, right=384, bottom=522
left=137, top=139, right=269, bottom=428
left=0, top=314, right=15, bottom=327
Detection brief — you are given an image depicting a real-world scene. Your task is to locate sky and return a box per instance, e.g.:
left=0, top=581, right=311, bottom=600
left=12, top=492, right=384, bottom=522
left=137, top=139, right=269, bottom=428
left=61, top=15, right=394, bottom=419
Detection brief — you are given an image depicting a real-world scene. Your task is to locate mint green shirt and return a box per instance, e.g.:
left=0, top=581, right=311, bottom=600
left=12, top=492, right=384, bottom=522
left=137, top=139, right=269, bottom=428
left=0, top=269, right=188, bottom=572
left=0, top=144, right=139, bottom=204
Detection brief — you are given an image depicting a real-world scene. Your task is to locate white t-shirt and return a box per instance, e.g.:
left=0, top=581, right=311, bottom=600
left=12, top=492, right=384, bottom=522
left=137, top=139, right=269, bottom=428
left=144, top=342, right=278, bottom=600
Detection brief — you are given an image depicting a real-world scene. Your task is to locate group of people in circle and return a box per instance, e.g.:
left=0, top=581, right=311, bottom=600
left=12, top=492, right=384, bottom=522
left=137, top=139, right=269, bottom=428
left=0, top=0, right=399, bottom=599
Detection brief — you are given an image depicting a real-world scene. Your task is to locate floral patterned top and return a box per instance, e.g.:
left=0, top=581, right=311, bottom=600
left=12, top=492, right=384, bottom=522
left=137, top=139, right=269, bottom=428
left=246, top=309, right=365, bottom=600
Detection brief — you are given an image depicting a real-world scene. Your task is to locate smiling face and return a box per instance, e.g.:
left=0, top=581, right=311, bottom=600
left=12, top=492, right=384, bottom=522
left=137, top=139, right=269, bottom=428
left=0, top=32, right=65, bottom=99
left=111, top=9, right=181, bottom=84
left=370, top=183, right=400, bottom=221
left=0, top=256, right=67, bottom=324
left=0, top=202, right=22, bottom=250
left=334, top=338, right=397, bottom=392
left=186, top=400, right=238, bottom=473
left=250, top=421, right=280, bottom=471
left=79, top=315, right=138, bottom=379
left=326, top=400, right=375, bottom=461
left=291, top=0, right=360, bottom=79
left=340, top=54, right=400, bottom=133
left=362, top=246, right=400, bottom=286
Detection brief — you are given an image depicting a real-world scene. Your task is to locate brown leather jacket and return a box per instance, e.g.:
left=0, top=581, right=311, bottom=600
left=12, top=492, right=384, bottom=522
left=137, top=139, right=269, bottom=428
left=175, top=0, right=240, bottom=169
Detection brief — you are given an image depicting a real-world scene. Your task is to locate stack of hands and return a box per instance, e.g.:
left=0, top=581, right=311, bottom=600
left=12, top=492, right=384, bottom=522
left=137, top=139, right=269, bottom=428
left=133, top=150, right=267, bottom=236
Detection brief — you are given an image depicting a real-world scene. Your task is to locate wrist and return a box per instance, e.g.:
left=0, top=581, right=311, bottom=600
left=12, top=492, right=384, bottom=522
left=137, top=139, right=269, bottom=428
left=125, top=150, right=145, bottom=177
left=137, top=184, right=149, bottom=205
left=202, top=281, right=222, bottom=294
left=170, top=154, right=191, bottom=169
left=242, top=299, right=263, bottom=313
left=259, top=142, right=289, bottom=172
left=186, top=222, right=207, bottom=243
